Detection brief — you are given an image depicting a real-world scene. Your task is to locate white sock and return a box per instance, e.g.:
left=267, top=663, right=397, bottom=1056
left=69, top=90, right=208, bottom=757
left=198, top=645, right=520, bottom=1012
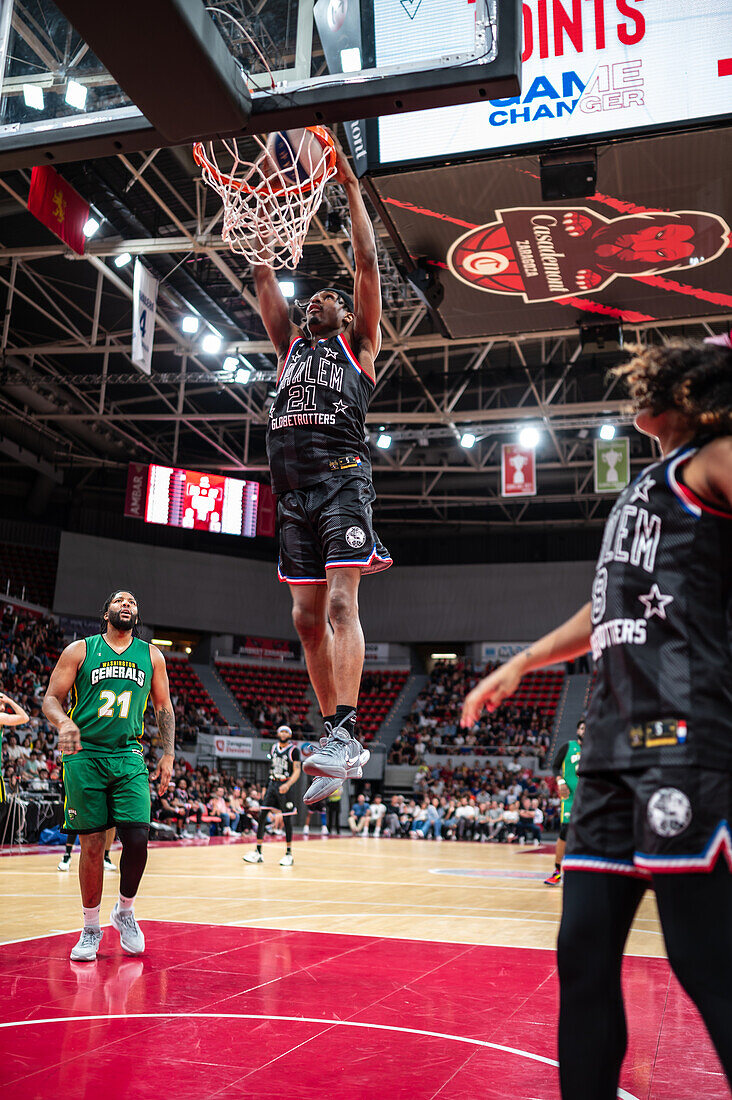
left=82, top=904, right=101, bottom=929
left=118, top=893, right=135, bottom=912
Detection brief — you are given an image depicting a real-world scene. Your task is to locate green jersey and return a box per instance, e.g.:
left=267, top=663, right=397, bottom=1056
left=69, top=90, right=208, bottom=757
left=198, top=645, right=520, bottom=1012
left=68, top=634, right=153, bottom=756
left=556, top=738, right=582, bottom=824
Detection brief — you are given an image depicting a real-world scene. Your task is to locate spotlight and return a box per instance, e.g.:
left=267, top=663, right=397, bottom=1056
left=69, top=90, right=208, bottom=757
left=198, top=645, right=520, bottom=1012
left=600, top=424, right=616, bottom=441
left=181, top=315, right=199, bottom=334
left=460, top=432, right=477, bottom=450
left=202, top=332, right=222, bottom=354
left=82, top=217, right=100, bottom=238
left=376, top=433, right=392, bottom=450
left=222, top=356, right=239, bottom=371
left=22, top=84, right=44, bottom=111
left=278, top=280, right=295, bottom=298
left=65, top=80, right=88, bottom=110
left=114, top=252, right=132, bottom=268
left=340, top=47, right=362, bottom=72
left=519, top=426, right=540, bottom=449
left=234, top=367, right=251, bottom=384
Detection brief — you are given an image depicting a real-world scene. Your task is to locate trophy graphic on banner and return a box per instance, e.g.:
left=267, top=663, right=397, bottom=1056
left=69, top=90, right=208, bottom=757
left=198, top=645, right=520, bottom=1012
left=602, top=446, right=622, bottom=484
left=510, top=453, right=528, bottom=485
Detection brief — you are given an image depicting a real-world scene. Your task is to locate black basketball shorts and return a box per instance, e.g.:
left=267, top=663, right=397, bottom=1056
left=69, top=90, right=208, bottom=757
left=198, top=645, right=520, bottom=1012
left=564, top=766, right=732, bottom=879
left=261, top=782, right=297, bottom=814
left=277, top=474, right=392, bottom=585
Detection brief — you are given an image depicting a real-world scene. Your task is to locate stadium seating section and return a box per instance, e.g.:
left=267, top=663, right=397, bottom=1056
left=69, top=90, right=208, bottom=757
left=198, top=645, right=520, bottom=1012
left=358, top=670, right=410, bottom=740
left=0, top=544, right=58, bottom=609
left=508, top=669, right=564, bottom=722
left=216, top=661, right=312, bottom=728
left=166, top=656, right=223, bottom=724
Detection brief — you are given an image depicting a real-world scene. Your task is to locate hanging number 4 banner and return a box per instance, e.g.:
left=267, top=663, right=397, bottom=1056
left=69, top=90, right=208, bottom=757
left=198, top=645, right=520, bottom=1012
left=501, top=443, right=537, bottom=497
left=131, top=259, right=159, bottom=375
left=595, top=436, right=630, bottom=493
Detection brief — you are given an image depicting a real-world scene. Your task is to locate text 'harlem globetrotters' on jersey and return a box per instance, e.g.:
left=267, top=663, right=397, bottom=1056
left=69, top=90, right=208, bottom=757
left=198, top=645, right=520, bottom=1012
left=583, top=440, right=732, bottom=774
left=266, top=334, right=374, bottom=495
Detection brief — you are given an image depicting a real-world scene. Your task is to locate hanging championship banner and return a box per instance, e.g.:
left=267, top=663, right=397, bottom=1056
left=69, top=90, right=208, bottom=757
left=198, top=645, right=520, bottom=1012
left=501, top=444, right=536, bottom=497
left=595, top=437, right=630, bottom=493
left=131, top=259, right=158, bottom=375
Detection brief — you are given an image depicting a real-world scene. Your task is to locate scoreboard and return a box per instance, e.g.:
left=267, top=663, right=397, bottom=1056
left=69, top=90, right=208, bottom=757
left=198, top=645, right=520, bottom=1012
left=124, top=463, right=273, bottom=538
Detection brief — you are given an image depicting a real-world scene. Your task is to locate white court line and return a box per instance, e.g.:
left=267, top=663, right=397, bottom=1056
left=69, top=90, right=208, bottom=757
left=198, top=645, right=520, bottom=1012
left=0, top=893, right=659, bottom=924
left=0, top=1011, right=642, bottom=1100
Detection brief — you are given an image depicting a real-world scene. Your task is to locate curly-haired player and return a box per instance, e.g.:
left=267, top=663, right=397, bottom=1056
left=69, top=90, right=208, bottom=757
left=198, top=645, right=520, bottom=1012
left=462, top=339, right=732, bottom=1099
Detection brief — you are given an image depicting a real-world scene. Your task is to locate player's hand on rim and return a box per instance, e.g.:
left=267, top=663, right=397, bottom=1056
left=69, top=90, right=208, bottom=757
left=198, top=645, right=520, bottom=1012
left=152, top=752, right=174, bottom=796
left=461, top=661, right=524, bottom=728
left=326, top=129, right=357, bottom=186
left=58, top=719, right=82, bottom=756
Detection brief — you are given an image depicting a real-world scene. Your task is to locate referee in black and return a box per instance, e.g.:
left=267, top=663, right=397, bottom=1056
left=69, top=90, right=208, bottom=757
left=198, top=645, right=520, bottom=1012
left=462, top=340, right=732, bottom=1099
left=244, top=724, right=301, bottom=867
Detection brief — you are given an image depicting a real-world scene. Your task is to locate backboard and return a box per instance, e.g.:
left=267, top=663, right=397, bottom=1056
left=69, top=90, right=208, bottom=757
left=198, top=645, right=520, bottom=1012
left=0, top=0, right=522, bottom=170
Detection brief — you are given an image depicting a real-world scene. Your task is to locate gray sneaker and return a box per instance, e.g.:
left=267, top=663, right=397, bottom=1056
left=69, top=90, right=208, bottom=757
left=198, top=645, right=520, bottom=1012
left=110, top=904, right=145, bottom=955
left=303, top=741, right=370, bottom=804
left=303, top=725, right=367, bottom=778
left=70, top=927, right=103, bottom=961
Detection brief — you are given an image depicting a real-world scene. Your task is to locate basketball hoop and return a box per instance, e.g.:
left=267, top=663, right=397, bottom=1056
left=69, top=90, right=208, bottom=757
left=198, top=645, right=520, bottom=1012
left=193, top=127, right=338, bottom=269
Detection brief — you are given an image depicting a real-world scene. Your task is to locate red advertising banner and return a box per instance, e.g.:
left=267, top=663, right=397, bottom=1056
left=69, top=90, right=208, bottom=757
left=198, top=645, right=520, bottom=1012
left=501, top=444, right=537, bottom=497
left=124, top=463, right=149, bottom=518
left=27, top=166, right=89, bottom=255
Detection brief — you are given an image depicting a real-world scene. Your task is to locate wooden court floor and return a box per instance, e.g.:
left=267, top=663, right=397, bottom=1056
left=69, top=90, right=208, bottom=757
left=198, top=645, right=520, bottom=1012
left=1, top=835, right=726, bottom=1099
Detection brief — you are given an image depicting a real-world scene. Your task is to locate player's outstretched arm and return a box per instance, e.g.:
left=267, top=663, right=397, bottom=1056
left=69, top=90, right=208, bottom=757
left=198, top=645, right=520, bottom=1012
left=150, top=645, right=175, bottom=795
left=252, top=264, right=299, bottom=359
left=332, top=134, right=381, bottom=361
left=0, top=693, right=30, bottom=727
left=42, top=640, right=86, bottom=754
left=461, top=602, right=593, bottom=727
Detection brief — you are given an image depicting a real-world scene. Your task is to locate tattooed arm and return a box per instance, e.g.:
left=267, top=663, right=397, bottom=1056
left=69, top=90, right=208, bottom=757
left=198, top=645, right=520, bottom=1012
left=149, top=645, right=175, bottom=795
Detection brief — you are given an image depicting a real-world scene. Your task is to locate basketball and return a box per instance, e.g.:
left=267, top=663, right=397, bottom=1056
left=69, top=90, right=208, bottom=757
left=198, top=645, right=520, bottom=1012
left=264, top=127, right=336, bottom=190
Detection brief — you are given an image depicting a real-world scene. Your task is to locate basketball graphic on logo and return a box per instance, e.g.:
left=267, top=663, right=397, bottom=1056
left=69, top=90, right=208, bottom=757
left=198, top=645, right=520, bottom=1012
left=447, top=223, right=525, bottom=294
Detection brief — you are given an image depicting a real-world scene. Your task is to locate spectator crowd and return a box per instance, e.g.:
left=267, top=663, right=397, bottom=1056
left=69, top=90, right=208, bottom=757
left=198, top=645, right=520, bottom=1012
left=389, top=659, right=552, bottom=766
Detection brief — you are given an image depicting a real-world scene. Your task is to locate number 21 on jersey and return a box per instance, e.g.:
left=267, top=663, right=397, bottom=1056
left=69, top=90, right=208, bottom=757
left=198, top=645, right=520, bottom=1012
left=98, top=690, right=132, bottom=719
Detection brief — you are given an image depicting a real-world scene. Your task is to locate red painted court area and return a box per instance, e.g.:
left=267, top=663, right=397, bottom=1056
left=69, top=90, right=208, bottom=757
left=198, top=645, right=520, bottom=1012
left=0, top=924, right=724, bottom=1099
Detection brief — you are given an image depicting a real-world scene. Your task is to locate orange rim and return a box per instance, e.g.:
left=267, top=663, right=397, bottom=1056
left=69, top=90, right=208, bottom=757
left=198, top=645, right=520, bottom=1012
left=193, top=128, right=337, bottom=198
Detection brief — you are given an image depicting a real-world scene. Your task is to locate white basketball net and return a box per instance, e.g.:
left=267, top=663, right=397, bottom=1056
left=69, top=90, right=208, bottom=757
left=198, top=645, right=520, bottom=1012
left=193, top=130, right=337, bottom=270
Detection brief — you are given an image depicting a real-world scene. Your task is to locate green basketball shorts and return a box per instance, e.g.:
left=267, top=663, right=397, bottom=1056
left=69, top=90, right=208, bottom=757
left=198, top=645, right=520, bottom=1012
left=62, top=750, right=151, bottom=833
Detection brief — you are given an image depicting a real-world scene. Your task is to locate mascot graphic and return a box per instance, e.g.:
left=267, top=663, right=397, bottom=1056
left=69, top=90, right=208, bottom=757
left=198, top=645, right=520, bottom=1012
left=447, top=207, right=730, bottom=303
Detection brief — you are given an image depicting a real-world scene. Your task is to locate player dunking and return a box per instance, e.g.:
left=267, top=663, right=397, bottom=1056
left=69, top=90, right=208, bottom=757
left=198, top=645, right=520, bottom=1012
left=252, top=133, right=391, bottom=806
left=244, top=724, right=301, bottom=866
left=43, top=590, right=174, bottom=961
left=462, top=341, right=732, bottom=1098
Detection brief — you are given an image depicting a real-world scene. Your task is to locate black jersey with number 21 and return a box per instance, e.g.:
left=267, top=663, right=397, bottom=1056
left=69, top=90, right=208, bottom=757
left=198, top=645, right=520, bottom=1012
left=267, top=333, right=374, bottom=495
left=268, top=742, right=301, bottom=783
left=584, top=439, right=732, bottom=774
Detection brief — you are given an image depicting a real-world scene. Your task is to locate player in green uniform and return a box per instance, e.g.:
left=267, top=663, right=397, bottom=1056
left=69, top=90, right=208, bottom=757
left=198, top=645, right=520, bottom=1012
left=545, top=719, right=584, bottom=885
left=0, top=692, right=31, bottom=803
left=43, top=590, right=174, bottom=961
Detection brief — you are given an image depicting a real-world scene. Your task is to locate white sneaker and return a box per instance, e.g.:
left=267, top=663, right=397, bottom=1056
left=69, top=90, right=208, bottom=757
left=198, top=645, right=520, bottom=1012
left=57, top=856, right=71, bottom=872
left=196, top=830, right=207, bottom=839
left=321, top=825, right=329, bottom=835
left=110, top=903, right=145, bottom=955
left=70, top=927, right=103, bottom=961
left=374, top=828, right=381, bottom=837
left=279, top=852, right=294, bottom=867
left=303, top=824, right=310, bottom=835
left=243, top=850, right=263, bottom=863
left=103, top=856, right=116, bottom=871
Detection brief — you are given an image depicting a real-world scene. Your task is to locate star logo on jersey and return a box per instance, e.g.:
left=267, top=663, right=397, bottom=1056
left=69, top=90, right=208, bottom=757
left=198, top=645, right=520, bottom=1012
left=630, top=475, right=656, bottom=504
left=321, top=345, right=338, bottom=360
left=638, top=583, right=674, bottom=620
left=333, top=400, right=349, bottom=415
